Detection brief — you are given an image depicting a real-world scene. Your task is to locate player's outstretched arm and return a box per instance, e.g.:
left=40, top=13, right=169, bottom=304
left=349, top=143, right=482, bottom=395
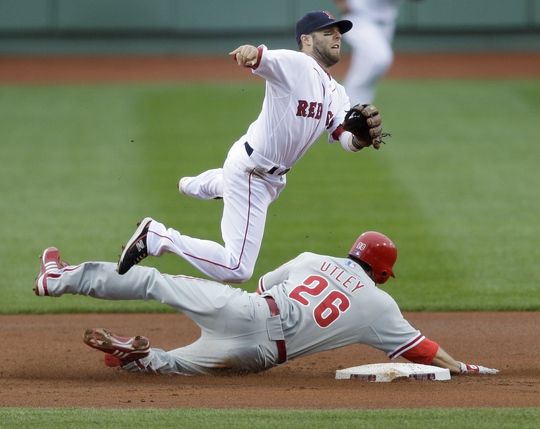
left=431, top=346, right=499, bottom=375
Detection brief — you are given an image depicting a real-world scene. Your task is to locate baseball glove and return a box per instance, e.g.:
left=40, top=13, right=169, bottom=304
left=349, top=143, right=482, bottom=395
left=342, top=104, right=389, bottom=150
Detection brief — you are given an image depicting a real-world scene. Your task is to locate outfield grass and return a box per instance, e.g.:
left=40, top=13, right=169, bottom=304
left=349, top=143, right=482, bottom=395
left=0, top=408, right=538, bottom=429
left=1, top=80, right=539, bottom=313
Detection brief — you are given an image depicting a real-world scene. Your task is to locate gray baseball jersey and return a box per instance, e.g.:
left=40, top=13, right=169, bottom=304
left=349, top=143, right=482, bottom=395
left=46, top=253, right=424, bottom=375
left=258, top=252, right=423, bottom=360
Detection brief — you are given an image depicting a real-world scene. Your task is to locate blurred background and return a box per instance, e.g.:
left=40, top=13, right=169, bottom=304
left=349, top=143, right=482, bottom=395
left=0, top=0, right=539, bottom=55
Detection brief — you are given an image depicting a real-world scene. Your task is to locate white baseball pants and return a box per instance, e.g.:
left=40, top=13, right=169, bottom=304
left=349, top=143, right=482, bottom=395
left=147, top=140, right=286, bottom=283
left=343, top=15, right=397, bottom=104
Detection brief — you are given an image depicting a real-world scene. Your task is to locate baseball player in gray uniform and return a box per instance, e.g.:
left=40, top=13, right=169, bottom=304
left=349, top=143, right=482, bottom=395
left=115, top=11, right=386, bottom=284
left=35, top=231, right=498, bottom=376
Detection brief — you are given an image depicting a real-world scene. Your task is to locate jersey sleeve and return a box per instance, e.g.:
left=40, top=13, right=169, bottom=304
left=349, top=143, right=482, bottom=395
left=252, top=47, right=304, bottom=94
left=256, top=253, right=308, bottom=294
left=364, top=290, right=426, bottom=358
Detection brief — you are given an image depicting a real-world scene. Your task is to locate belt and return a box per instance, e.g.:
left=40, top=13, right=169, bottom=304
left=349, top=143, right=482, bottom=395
left=244, top=142, right=290, bottom=176
left=264, top=295, right=287, bottom=364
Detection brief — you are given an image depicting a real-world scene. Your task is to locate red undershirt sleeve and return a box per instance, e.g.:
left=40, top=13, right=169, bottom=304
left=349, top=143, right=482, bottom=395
left=331, top=124, right=345, bottom=140
left=401, top=337, right=440, bottom=365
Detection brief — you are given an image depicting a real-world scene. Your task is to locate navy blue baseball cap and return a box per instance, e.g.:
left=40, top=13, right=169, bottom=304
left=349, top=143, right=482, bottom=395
left=295, top=10, right=352, bottom=44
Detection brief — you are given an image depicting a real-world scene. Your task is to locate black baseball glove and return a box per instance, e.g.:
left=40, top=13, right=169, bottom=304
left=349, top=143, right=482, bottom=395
left=342, top=104, right=389, bottom=150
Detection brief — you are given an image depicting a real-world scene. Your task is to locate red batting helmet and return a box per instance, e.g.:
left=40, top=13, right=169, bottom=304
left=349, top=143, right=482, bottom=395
left=348, top=231, right=397, bottom=284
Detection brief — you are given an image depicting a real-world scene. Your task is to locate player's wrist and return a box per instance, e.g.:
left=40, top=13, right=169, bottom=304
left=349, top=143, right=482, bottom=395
left=338, top=131, right=363, bottom=152
left=350, top=135, right=365, bottom=151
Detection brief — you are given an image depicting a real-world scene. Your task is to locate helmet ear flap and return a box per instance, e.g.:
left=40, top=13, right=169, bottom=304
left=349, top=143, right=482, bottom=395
left=348, top=231, right=397, bottom=284
left=374, top=271, right=389, bottom=284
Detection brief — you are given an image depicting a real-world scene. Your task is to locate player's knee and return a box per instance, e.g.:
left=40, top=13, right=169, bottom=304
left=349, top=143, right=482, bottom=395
left=222, top=265, right=254, bottom=284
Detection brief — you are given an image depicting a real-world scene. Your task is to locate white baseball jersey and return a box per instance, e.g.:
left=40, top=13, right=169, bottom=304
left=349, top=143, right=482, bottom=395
left=258, top=252, right=423, bottom=360
left=246, top=46, right=350, bottom=168
left=146, top=47, right=354, bottom=283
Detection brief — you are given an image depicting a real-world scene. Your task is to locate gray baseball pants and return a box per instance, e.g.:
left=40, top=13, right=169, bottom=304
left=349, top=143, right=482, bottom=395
left=45, top=262, right=285, bottom=375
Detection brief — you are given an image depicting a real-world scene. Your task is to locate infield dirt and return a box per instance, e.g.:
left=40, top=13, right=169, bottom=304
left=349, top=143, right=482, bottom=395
left=2, top=312, right=539, bottom=409
left=1, top=52, right=539, bottom=84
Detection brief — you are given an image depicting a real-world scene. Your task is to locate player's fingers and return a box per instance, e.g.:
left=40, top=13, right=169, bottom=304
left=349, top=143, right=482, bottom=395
left=369, top=125, right=382, bottom=138
left=366, top=114, right=381, bottom=127
left=229, top=47, right=247, bottom=65
left=361, top=104, right=379, bottom=117
left=479, top=366, right=499, bottom=374
left=230, top=47, right=256, bottom=66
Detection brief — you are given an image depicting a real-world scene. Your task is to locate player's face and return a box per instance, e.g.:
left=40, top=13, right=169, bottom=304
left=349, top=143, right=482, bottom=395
left=311, top=26, right=342, bottom=67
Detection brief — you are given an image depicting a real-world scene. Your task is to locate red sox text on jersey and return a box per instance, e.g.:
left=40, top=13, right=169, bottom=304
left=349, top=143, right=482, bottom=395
left=296, top=100, right=334, bottom=127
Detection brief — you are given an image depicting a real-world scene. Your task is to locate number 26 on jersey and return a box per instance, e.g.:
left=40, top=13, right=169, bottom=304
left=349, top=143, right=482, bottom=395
left=288, top=275, right=350, bottom=328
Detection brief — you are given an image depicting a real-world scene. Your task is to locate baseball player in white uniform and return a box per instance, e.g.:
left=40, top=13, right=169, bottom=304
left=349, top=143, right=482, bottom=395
left=35, top=232, right=498, bottom=377
left=116, top=11, right=385, bottom=284
left=335, top=0, right=404, bottom=104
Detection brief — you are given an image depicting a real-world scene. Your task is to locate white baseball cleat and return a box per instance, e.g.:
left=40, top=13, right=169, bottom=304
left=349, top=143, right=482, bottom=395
left=34, top=247, right=68, bottom=296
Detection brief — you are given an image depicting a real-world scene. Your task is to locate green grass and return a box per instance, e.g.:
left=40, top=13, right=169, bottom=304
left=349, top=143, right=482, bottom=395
left=0, top=408, right=538, bottom=429
left=1, top=80, right=539, bottom=313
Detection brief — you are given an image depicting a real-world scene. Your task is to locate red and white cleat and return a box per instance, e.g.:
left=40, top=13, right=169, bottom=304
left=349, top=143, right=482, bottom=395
left=83, top=328, right=150, bottom=367
left=34, top=247, right=68, bottom=296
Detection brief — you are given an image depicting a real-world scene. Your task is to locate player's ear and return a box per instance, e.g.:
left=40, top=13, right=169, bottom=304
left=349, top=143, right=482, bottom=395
left=301, top=34, right=312, bottom=47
